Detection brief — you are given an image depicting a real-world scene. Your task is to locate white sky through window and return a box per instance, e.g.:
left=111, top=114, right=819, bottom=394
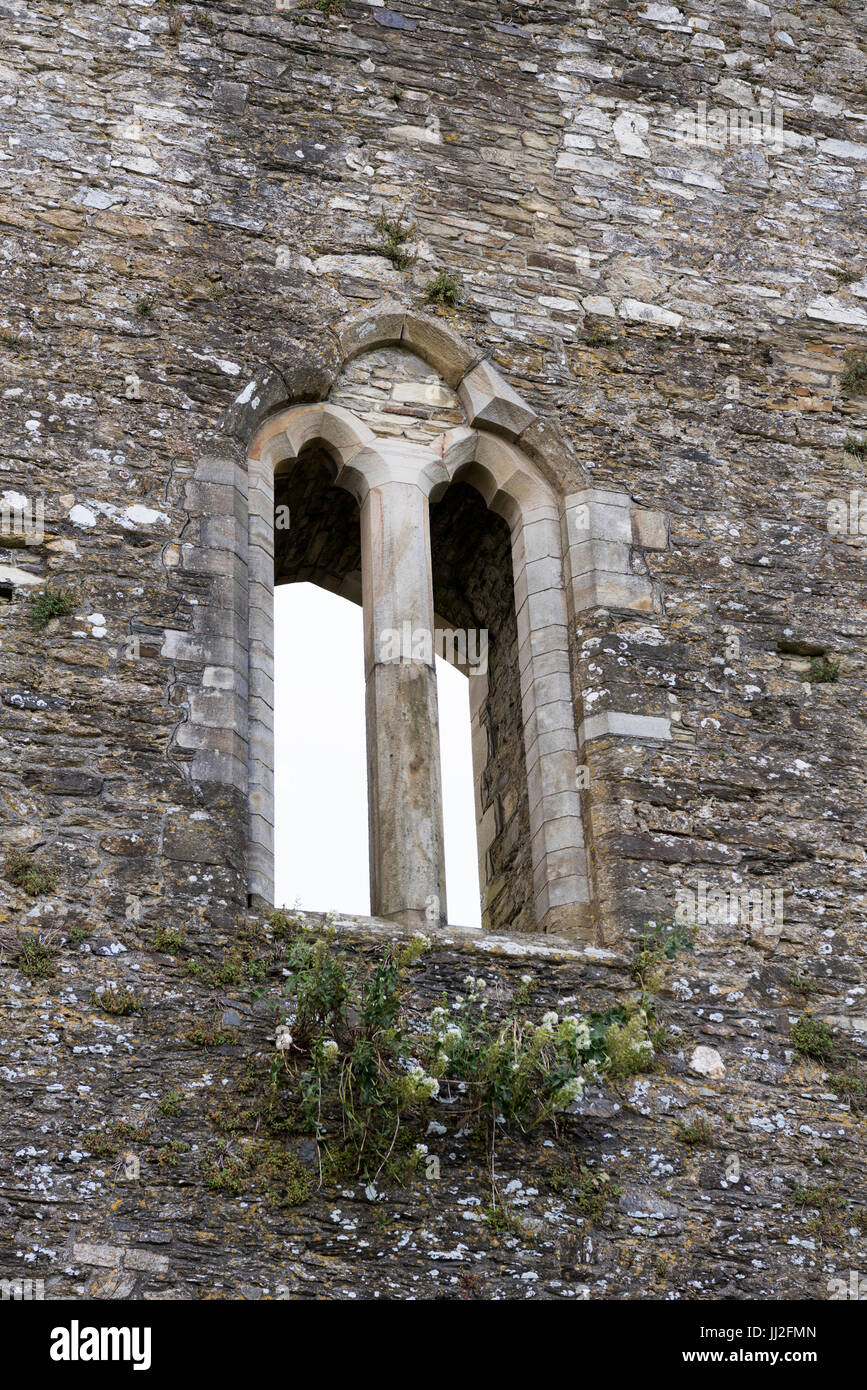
left=274, top=582, right=481, bottom=928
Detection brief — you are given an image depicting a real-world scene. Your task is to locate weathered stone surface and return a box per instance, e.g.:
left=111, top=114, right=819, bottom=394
left=0, top=0, right=865, bottom=1303
left=1, top=913, right=864, bottom=1302
left=689, top=1045, right=726, bottom=1080
left=24, top=769, right=104, bottom=797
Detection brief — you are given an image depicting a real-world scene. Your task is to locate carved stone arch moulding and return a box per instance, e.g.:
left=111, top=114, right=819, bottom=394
left=175, top=304, right=672, bottom=943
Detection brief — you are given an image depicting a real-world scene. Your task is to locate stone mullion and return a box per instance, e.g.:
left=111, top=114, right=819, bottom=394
left=360, top=480, right=448, bottom=929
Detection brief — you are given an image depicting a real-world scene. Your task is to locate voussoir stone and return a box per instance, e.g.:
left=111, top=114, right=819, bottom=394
left=401, top=311, right=482, bottom=388
left=337, top=301, right=406, bottom=362
left=458, top=359, right=538, bottom=438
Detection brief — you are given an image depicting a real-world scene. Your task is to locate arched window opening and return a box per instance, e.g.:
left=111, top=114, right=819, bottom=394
left=271, top=458, right=482, bottom=927
left=274, top=582, right=369, bottom=916
left=430, top=483, right=532, bottom=934
left=242, top=314, right=591, bottom=937
left=273, top=581, right=481, bottom=925
left=434, top=655, right=480, bottom=929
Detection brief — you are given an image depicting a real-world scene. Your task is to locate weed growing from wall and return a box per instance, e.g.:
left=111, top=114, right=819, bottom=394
left=425, top=271, right=462, bottom=307
left=15, top=933, right=55, bottom=979
left=802, top=655, right=840, bottom=684
left=828, top=1073, right=866, bottom=1113
left=585, top=916, right=696, bottom=1081
left=841, top=352, right=867, bottom=396
left=792, top=1015, right=836, bottom=1063
left=91, top=986, right=144, bottom=1016
left=157, top=1090, right=185, bottom=1119
left=789, top=1184, right=867, bottom=1245
left=675, top=1116, right=714, bottom=1147
left=5, top=849, right=57, bottom=896
left=374, top=212, right=415, bottom=270
left=30, top=586, right=76, bottom=632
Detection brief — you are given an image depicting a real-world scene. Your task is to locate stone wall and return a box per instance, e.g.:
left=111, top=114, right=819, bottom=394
left=0, top=911, right=865, bottom=1300
left=0, top=0, right=865, bottom=1298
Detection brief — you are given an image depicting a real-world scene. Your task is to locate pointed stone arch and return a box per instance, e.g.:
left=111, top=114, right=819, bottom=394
left=169, top=303, right=673, bottom=943
left=240, top=314, right=590, bottom=936
left=167, top=298, right=669, bottom=939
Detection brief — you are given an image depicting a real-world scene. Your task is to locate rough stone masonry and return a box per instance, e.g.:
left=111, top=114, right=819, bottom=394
left=0, top=0, right=865, bottom=1299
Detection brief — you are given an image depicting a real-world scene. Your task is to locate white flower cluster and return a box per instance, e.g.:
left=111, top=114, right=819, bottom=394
left=533, top=1009, right=592, bottom=1050
left=275, top=1023, right=293, bottom=1052
left=559, top=1013, right=592, bottom=1051
left=623, top=1010, right=655, bottom=1060
left=551, top=1076, right=586, bottom=1111
left=428, top=1007, right=466, bottom=1072
left=407, top=1064, right=439, bottom=1099
left=320, top=1038, right=339, bottom=1065
left=460, top=975, right=488, bottom=1007
left=533, top=1011, right=559, bottom=1043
